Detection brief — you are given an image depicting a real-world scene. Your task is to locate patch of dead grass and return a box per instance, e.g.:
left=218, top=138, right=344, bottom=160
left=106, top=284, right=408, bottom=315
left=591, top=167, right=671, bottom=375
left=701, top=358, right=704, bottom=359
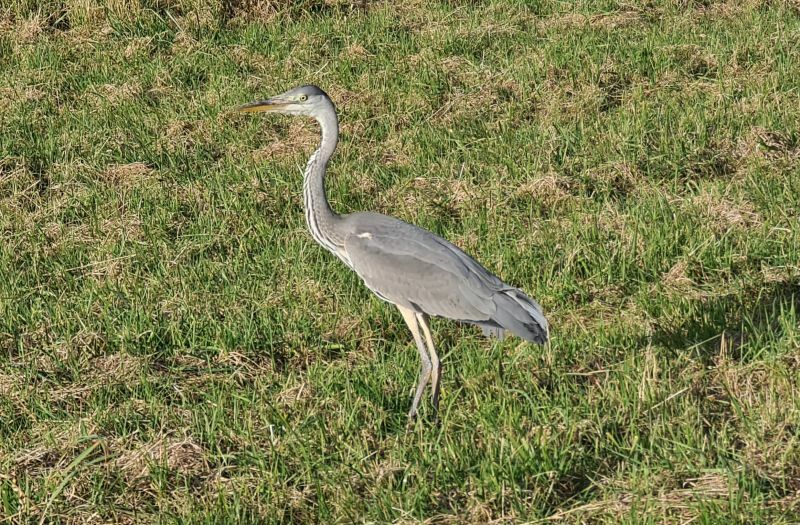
left=89, top=353, right=145, bottom=385
left=734, top=126, right=800, bottom=163
left=378, top=175, right=482, bottom=220
left=12, top=418, right=99, bottom=476
left=535, top=77, right=605, bottom=121
left=0, top=157, right=33, bottom=193
left=122, top=35, right=153, bottom=58
left=276, top=381, right=313, bottom=407
left=163, top=119, right=214, bottom=154
left=451, top=230, right=481, bottom=256
left=98, top=162, right=155, bottom=188
left=710, top=353, right=800, bottom=489
left=170, top=29, right=201, bottom=55
left=252, top=120, right=319, bottom=162
left=0, top=85, right=46, bottom=112
left=327, top=85, right=378, bottom=116
left=0, top=369, right=26, bottom=401
left=115, top=433, right=209, bottom=481
left=329, top=314, right=362, bottom=340
left=343, top=42, right=372, bottom=60
left=559, top=280, right=651, bottom=339
left=761, top=264, right=800, bottom=284
left=515, top=172, right=574, bottom=208
left=52, top=210, right=144, bottom=252
left=367, top=457, right=405, bottom=487
left=662, top=260, right=696, bottom=293
left=668, top=44, right=720, bottom=79
left=431, top=56, right=522, bottom=125
left=83, top=82, right=142, bottom=108
left=9, top=15, right=45, bottom=44
left=592, top=202, right=647, bottom=255
left=211, top=350, right=278, bottom=380
left=226, top=44, right=263, bottom=74
left=541, top=10, right=642, bottom=31
left=698, top=1, right=745, bottom=19
left=377, top=133, right=412, bottom=168
left=222, top=0, right=283, bottom=25
left=687, top=190, right=762, bottom=234
left=547, top=472, right=734, bottom=522
left=585, top=162, right=642, bottom=193
left=63, top=0, right=108, bottom=29
left=31, top=344, right=143, bottom=407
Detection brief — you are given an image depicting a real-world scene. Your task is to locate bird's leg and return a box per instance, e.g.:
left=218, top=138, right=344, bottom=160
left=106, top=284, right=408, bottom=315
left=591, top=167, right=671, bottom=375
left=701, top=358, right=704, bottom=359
left=417, top=313, right=441, bottom=419
left=397, top=305, right=431, bottom=420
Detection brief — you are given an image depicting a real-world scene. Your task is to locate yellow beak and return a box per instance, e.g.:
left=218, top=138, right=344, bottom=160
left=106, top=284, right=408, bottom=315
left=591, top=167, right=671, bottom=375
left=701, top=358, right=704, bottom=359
left=234, top=99, right=288, bottom=113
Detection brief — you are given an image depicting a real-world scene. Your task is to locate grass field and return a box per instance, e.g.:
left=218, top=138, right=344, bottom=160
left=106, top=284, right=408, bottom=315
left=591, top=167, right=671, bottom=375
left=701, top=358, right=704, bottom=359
left=1, top=0, right=799, bottom=522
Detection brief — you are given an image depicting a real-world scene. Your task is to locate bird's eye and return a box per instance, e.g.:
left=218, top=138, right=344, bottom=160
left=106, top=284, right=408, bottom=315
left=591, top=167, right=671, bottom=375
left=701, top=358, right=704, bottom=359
left=298, top=94, right=308, bottom=101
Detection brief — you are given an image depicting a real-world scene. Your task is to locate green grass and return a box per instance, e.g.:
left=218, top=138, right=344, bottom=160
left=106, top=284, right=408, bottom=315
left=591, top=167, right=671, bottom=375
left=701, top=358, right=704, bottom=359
left=1, top=0, right=799, bottom=522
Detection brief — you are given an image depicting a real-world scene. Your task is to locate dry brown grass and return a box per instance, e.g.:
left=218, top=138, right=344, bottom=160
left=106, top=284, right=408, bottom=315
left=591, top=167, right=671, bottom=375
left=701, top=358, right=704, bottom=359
left=6, top=15, right=45, bottom=44
left=547, top=472, right=734, bottom=522
left=276, top=381, right=314, bottom=406
left=515, top=172, right=573, bottom=208
left=116, top=433, right=210, bottom=481
left=0, top=85, right=46, bottom=112
left=710, top=352, right=800, bottom=491
left=735, top=126, right=800, bottom=163
left=378, top=133, right=412, bottom=168
left=535, top=78, right=605, bottom=122
left=98, top=162, right=155, bottom=187
left=431, top=57, right=522, bottom=126
left=761, top=264, right=800, bottom=284
left=542, top=10, right=642, bottom=31
left=662, top=260, right=697, bottom=294
left=163, top=119, right=214, bottom=154
left=687, top=189, right=762, bottom=234
left=0, top=369, right=23, bottom=397
left=11, top=418, right=99, bottom=479
left=343, top=42, right=372, bottom=60
left=585, top=162, right=643, bottom=194
left=90, top=353, right=146, bottom=384
left=84, top=82, right=143, bottom=108
left=376, top=174, right=486, bottom=221
left=252, top=119, right=319, bottom=162
left=49, top=211, right=144, bottom=254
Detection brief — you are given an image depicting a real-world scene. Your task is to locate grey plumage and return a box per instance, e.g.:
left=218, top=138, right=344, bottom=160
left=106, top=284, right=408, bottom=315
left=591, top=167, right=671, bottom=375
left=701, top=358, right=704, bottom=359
left=342, top=212, right=547, bottom=343
left=235, top=85, right=549, bottom=421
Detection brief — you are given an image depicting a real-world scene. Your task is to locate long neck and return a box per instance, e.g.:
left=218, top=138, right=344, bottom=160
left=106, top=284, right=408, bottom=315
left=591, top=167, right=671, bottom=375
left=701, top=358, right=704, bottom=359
left=303, top=106, right=345, bottom=254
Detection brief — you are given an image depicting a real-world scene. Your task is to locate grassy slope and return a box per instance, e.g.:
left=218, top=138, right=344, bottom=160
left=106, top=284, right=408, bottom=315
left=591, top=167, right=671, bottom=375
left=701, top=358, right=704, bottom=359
left=1, top=0, right=799, bottom=522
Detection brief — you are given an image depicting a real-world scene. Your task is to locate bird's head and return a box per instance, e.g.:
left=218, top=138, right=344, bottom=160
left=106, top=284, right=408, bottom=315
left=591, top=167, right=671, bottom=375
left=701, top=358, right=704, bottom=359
left=235, top=85, right=333, bottom=119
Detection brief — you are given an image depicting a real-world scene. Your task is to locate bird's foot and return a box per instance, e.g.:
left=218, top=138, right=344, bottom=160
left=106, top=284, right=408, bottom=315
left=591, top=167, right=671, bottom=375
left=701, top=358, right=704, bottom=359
left=406, top=407, right=442, bottom=430
left=405, top=410, right=418, bottom=432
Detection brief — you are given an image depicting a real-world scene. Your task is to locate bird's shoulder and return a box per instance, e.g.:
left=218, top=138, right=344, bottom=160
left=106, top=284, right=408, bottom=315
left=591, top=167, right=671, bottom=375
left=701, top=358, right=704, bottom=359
left=343, top=212, right=433, bottom=240
left=342, top=212, right=459, bottom=260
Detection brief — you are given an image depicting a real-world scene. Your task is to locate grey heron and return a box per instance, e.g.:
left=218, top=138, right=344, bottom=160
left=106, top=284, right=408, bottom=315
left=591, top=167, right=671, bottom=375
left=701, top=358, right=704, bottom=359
left=236, top=85, right=549, bottom=420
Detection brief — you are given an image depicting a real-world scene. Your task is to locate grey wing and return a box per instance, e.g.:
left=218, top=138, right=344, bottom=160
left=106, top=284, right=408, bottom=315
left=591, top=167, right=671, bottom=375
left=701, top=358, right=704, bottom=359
left=342, top=213, right=507, bottom=323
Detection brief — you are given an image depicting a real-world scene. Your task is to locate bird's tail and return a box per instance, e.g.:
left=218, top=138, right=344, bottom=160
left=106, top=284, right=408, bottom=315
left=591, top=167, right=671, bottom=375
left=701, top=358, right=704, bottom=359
left=480, top=288, right=549, bottom=344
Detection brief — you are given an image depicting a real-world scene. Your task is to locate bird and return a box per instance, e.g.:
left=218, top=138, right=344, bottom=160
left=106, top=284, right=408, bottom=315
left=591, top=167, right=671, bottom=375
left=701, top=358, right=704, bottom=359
left=236, top=85, right=549, bottom=421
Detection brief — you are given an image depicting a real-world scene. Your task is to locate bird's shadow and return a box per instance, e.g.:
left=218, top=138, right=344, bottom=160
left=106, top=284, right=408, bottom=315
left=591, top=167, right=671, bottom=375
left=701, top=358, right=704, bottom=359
left=647, top=279, right=799, bottom=363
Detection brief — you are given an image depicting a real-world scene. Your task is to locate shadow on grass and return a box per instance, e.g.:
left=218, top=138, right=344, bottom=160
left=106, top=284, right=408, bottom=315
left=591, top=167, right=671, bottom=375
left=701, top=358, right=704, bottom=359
left=651, top=279, right=799, bottom=363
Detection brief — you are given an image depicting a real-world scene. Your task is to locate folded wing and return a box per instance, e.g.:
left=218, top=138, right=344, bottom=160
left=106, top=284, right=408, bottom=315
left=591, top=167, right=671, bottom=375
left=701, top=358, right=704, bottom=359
left=342, top=212, right=548, bottom=343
